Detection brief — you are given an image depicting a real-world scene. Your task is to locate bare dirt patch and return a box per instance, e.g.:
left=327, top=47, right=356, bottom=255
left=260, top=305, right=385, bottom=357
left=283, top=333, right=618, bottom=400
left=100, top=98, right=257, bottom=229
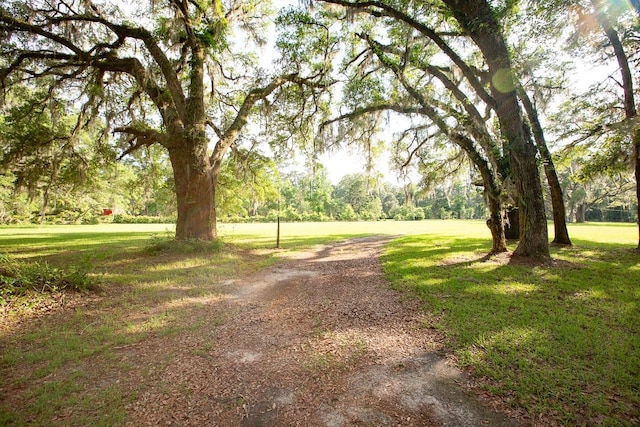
left=1, top=236, right=525, bottom=426
left=120, top=236, right=522, bottom=426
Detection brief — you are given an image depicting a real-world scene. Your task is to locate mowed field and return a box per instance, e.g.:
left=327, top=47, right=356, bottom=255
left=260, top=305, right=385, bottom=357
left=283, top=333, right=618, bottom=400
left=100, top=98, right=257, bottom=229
left=0, top=220, right=638, bottom=425
left=0, top=219, right=635, bottom=249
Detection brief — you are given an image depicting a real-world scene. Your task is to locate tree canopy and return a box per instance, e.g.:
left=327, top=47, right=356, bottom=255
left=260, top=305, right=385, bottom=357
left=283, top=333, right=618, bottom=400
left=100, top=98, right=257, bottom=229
left=0, top=0, right=330, bottom=240
left=1, top=0, right=638, bottom=255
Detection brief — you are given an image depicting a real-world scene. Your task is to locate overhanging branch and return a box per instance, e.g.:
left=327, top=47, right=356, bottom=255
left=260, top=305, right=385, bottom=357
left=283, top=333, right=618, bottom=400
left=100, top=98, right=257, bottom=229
left=321, top=104, right=422, bottom=129
left=209, top=73, right=331, bottom=167
left=114, top=126, right=167, bottom=159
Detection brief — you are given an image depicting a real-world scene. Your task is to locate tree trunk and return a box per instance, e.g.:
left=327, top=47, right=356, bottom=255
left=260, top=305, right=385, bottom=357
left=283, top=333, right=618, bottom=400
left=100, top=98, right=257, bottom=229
left=39, top=157, right=59, bottom=226
left=545, top=163, right=571, bottom=245
left=518, top=88, right=571, bottom=245
left=568, top=205, right=575, bottom=223
left=443, top=0, right=550, bottom=259
left=576, top=204, right=586, bottom=223
left=452, top=133, right=507, bottom=253
left=39, top=184, right=51, bottom=226
left=486, top=195, right=508, bottom=254
left=504, top=114, right=549, bottom=256
left=168, top=145, right=216, bottom=240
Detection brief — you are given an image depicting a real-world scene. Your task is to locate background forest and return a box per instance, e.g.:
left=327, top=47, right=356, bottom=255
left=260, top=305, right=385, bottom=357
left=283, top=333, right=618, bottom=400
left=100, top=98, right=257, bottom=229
left=0, top=132, right=636, bottom=226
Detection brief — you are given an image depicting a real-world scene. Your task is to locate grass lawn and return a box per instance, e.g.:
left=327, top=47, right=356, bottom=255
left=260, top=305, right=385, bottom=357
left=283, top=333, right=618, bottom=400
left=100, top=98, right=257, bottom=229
left=0, top=220, right=638, bottom=425
left=383, top=221, right=639, bottom=425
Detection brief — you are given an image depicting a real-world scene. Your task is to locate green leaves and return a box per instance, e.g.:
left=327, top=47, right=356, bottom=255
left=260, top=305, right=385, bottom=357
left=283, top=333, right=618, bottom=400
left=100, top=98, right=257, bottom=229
left=343, top=77, right=387, bottom=110
left=275, top=7, right=339, bottom=73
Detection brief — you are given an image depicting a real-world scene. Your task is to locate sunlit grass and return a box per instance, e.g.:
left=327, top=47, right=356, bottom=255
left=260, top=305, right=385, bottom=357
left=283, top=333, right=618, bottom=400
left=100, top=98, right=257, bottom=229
left=383, top=222, right=639, bottom=425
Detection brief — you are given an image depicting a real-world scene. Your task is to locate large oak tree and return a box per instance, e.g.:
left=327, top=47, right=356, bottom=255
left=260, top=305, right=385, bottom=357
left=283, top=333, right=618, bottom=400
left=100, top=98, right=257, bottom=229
left=0, top=0, right=327, bottom=240
left=310, top=0, right=551, bottom=257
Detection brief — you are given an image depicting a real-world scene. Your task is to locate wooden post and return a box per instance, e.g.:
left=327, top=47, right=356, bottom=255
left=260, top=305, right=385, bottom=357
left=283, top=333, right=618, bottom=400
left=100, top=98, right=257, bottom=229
left=276, top=177, right=281, bottom=249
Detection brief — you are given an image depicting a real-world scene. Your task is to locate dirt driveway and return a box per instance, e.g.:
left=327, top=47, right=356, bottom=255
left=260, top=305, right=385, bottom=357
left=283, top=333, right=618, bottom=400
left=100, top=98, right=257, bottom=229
left=117, top=236, right=521, bottom=426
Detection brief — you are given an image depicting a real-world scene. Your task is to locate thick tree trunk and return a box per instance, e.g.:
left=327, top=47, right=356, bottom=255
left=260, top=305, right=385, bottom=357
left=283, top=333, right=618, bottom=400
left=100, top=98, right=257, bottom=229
left=443, top=0, right=549, bottom=259
left=497, top=98, right=549, bottom=257
left=169, top=145, right=216, bottom=240
left=519, top=88, right=571, bottom=245
left=504, top=117, right=548, bottom=256
left=493, top=82, right=549, bottom=257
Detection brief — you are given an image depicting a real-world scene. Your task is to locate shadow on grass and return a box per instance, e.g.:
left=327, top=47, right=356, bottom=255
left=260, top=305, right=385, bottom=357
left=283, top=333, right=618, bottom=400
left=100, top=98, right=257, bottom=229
left=382, top=234, right=640, bottom=425
left=0, top=237, right=253, bottom=424
left=0, top=232, right=167, bottom=262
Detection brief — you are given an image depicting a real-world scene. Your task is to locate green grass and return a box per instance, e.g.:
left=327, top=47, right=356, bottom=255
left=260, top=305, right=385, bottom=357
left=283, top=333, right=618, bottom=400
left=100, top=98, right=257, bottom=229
left=382, top=221, right=639, bottom=425
left=0, top=220, right=638, bottom=425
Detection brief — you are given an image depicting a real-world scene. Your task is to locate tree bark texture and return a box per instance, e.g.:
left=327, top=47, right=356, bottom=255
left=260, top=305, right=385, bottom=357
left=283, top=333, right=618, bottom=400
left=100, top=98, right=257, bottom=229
left=443, top=0, right=549, bottom=258
left=486, top=196, right=508, bottom=254
left=519, top=89, right=571, bottom=245
left=169, top=145, right=216, bottom=240
left=545, top=165, right=572, bottom=245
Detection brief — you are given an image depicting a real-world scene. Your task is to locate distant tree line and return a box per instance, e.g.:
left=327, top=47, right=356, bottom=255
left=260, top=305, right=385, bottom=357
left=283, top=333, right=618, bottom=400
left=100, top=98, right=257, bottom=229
left=1, top=126, right=635, bottom=225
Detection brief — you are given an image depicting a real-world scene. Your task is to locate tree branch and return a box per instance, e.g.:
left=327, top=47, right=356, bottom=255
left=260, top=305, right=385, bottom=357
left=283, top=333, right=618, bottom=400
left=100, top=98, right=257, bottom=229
left=318, top=0, right=497, bottom=109
left=4, top=7, right=188, bottom=120
left=210, top=73, right=330, bottom=168
left=321, top=104, right=422, bottom=129
left=114, top=125, right=167, bottom=159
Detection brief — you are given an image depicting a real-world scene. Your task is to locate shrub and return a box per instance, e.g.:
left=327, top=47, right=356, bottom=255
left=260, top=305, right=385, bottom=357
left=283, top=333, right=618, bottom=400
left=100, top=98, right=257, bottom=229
left=338, top=204, right=359, bottom=221
left=302, top=212, right=330, bottom=222
left=0, top=254, right=96, bottom=303
left=113, top=214, right=176, bottom=224
left=282, top=207, right=303, bottom=222
left=265, top=210, right=278, bottom=222
left=412, top=208, right=425, bottom=220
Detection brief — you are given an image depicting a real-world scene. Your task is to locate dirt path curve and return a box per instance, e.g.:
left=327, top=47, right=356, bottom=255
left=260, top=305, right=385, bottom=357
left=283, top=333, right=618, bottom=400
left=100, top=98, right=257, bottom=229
left=126, top=236, right=521, bottom=426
